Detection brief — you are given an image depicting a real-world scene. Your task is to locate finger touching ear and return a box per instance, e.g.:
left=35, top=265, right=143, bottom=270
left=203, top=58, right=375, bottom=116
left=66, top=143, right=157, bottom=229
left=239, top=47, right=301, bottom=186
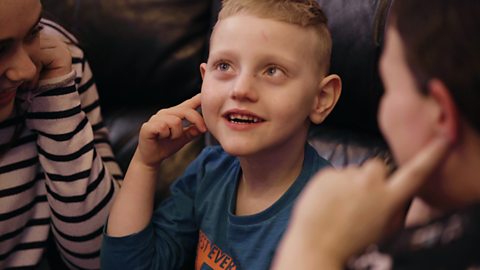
left=184, top=93, right=202, bottom=109
left=309, top=74, right=342, bottom=124
left=387, top=136, right=451, bottom=207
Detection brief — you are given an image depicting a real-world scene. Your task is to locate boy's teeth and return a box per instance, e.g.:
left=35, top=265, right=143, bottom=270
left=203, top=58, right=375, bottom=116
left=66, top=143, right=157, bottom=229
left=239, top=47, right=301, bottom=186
left=228, top=113, right=261, bottom=123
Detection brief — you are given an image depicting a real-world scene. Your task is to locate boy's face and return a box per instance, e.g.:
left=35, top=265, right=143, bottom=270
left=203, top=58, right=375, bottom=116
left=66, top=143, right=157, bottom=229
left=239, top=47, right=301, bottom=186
left=0, top=0, right=41, bottom=122
left=379, top=26, right=436, bottom=166
left=378, top=22, right=463, bottom=207
left=380, top=26, right=473, bottom=209
left=200, top=15, right=324, bottom=157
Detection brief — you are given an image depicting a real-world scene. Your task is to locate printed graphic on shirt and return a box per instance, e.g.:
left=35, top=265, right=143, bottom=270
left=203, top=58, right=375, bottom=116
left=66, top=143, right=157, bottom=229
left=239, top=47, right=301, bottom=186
left=196, top=230, right=237, bottom=270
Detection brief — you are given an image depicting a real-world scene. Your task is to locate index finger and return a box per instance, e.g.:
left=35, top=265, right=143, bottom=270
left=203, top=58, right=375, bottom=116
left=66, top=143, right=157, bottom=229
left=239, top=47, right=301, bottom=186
left=181, top=93, right=202, bottom=109
left=387, top=136, right=451, bottom=206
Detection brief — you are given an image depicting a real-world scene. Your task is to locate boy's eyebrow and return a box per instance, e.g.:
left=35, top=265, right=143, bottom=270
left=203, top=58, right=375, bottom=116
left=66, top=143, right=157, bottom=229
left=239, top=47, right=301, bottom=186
left=210, top=50, right=299, bottom=68
left=260, top=55, right=298, bottom=67
left=208, top=50, right=235, bottom=59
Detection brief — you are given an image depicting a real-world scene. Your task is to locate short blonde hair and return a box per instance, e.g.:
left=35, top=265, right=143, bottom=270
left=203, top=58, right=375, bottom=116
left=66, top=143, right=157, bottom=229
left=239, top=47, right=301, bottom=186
left=218, top=0, right=332, bottom=73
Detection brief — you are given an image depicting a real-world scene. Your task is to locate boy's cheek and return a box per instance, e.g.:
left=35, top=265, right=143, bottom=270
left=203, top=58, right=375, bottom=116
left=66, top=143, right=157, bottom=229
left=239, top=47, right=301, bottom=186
left=199, top=78, right=219, bottom=99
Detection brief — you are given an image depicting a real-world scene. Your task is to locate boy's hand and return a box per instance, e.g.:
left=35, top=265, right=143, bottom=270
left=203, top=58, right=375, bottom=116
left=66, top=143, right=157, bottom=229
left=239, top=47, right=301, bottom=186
left=136, top=94, right=207, bottom=168
left=272, top=136, right=451, bottom=269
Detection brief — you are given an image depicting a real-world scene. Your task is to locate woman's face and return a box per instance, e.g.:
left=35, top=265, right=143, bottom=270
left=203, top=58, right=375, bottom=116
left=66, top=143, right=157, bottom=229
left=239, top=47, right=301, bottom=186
left=0, top=0, right=42, bottom=122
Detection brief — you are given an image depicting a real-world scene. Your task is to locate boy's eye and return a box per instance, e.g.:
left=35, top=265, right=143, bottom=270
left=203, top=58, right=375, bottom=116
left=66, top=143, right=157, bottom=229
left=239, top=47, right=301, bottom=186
left=217, top=62, right=231, bottom=72
left=266, top=67, right=278, bottom=76
left=265, top=66, right=284, bottom=77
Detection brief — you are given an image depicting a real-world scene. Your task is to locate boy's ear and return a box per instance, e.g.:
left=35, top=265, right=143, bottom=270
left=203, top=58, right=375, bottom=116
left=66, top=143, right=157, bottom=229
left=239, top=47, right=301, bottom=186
left=309, top=74, right=342, bottom=124
left=427, top=79, right=460, bottom=143
left=200, top=63, right=207, bottom=80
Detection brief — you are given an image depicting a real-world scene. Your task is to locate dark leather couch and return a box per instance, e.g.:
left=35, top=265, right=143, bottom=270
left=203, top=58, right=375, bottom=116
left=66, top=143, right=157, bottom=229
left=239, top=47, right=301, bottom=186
left=42, top=0, right=392, bottom=191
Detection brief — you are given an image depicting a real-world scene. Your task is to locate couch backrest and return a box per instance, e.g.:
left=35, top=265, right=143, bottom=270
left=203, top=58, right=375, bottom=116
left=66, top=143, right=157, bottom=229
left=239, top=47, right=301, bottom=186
left=318, top=0, right=390, bottom=135
left=310, top=0, right=392, bottom=167
left=42, top=0, right=212, bottom=111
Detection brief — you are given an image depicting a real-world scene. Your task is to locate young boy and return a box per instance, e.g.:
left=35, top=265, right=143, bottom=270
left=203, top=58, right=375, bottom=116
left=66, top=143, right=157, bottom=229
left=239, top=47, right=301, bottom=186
left=273, top=0, right=480, bottom=269
left=101, top=0, right=341, bottom=269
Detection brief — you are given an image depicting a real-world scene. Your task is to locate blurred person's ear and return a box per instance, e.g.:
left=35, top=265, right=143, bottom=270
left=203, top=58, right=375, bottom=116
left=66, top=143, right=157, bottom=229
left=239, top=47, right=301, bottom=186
left=427, top=79, right=460, bottom=144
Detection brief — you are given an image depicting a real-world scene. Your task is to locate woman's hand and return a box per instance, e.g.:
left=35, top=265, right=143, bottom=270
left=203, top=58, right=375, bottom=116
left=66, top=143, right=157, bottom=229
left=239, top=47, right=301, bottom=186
left=22, top=31, right=72, bottom=91
left=36, top=31, right=72, bottom=80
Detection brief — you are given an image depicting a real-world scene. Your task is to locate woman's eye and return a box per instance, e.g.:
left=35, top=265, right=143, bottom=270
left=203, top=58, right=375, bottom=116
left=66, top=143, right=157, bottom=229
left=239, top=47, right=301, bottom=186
left=26, top=25, right=43, bottom=42
left=0, top=44, right=7, bottom=56
left=0, top=40, right=13, bottom=57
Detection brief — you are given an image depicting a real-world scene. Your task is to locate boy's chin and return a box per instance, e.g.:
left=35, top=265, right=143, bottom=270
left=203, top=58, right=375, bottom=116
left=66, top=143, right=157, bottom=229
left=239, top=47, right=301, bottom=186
left=220, top=144, right=252, bottom=157
left=217, top=140, right=258, bottom=157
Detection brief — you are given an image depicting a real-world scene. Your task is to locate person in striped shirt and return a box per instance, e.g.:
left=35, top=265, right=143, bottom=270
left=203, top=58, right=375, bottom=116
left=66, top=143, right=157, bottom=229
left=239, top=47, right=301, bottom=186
left=0, top=0, right=123, bottom=268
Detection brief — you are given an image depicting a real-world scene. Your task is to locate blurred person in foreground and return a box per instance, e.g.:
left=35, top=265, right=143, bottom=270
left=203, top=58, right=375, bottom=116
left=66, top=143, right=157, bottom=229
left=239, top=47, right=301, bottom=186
left=272, top=0, right=480, bottom=269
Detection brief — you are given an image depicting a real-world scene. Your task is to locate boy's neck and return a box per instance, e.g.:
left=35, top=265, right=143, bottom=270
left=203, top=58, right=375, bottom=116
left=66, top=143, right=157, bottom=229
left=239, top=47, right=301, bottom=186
left=438, top=132, right=480, bottom=209
left=413, top=130, right=480, bottom=216
left=235, top=144, right=306, bottom=216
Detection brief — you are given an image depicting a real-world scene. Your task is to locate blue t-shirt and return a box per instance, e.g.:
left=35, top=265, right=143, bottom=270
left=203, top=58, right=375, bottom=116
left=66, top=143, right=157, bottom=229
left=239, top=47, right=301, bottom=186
left=101, top=144, right=330, bottom=270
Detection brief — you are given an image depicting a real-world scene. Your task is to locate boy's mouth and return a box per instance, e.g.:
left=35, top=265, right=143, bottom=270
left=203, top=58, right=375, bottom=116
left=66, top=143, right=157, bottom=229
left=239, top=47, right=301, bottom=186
left=223, top=112, right=265, bottom=124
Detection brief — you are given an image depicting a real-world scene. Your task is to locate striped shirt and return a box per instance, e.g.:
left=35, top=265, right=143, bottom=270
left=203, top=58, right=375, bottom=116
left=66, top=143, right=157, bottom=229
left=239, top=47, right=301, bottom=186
left=0, top=19, right=122, bottom=269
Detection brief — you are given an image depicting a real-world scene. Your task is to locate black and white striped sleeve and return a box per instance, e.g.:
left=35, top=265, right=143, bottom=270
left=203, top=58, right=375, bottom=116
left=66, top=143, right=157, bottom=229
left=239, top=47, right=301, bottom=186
left=25, top=71, right=119, bottom=269
left=23, top=19, right=123, bottom=269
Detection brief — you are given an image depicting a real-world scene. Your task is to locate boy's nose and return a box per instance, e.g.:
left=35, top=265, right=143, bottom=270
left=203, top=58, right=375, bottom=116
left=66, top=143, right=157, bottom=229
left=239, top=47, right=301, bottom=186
left=230, top=73, right=259, bottom=102
left=5, top=47, right=37, bottom=84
